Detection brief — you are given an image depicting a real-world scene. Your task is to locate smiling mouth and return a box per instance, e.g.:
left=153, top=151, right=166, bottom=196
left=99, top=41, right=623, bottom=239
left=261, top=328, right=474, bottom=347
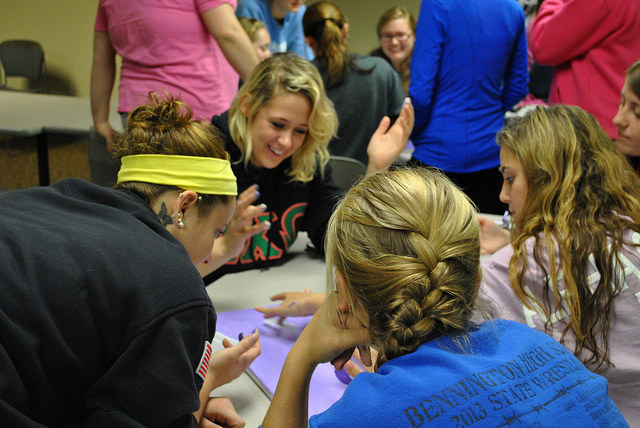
left=269, top=146, right=283, bottom=156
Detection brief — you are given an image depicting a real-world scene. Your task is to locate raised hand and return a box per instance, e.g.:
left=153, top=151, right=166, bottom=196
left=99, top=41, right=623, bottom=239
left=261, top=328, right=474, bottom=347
left=366, top=98, right=415, bottom=175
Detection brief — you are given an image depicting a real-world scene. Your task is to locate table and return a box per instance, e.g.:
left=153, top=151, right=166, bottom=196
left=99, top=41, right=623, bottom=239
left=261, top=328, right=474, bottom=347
left=0, top=91, right=122, bottom=186
left=204, top=214, right=504, bottom=426
left=205, top=232, right=326, bottom=426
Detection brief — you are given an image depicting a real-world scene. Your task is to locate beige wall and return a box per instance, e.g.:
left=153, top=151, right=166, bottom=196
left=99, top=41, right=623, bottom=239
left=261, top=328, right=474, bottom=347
left=329, top=1, right=421, bottom=55
left=0, top=0, right=99, bottom=96
left=0, top=1, right=420, bottom=98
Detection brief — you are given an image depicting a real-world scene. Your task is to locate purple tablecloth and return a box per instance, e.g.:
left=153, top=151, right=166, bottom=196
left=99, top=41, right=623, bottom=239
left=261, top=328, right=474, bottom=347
left=216, top=307, right=348, bottom=417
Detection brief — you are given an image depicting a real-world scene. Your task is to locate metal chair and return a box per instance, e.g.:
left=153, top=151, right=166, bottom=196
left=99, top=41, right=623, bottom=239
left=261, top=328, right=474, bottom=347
left=329, top=155, right=366, bottom=192
left=0, top=40, right=48, bottom=92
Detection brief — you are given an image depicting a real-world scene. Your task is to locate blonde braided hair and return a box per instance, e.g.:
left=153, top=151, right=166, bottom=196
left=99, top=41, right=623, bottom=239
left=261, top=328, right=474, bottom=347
left=325, top=168, right=480, bottom=369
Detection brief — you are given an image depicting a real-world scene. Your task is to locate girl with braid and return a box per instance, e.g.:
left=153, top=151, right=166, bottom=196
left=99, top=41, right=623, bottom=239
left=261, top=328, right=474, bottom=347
left=261, top=168, right=626, bottom=428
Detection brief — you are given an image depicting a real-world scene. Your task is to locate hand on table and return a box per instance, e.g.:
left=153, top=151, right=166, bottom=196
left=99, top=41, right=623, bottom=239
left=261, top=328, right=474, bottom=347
left=254, top=288, right=326, bottom=324
left=477, top=214, right=511, bottom=255
left=200, top=397, right=245, bottom=428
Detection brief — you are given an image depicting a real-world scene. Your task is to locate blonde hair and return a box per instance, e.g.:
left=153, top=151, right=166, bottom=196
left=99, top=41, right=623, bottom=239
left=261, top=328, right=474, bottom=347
left=326, top=168, right=480, bottom=370
left=499, top=105, right=640, bottom=371
left=112, top=93, right=230, bottom=214
left=238, top=16, right=267, bottom=42
left=228, top=52, right=337, bottom=182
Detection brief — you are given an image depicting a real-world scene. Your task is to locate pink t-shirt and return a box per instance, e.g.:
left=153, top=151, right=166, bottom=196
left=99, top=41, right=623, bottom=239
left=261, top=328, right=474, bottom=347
left=529, top=0, right=640, bottom=139
left=95, top=0, right=238, bottom=120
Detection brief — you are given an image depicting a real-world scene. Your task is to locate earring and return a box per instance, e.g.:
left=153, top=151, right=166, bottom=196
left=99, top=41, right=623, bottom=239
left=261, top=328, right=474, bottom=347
left=177, top=212, right=184, bottom=228
left=179, top=193, right=183, bottom=198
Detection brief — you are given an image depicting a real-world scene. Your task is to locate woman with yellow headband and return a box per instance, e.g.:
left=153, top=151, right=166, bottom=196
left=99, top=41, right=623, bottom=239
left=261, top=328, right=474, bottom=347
left=0, top=95, right=259, bottom=426
left=199, top=52, right=414, bottom=282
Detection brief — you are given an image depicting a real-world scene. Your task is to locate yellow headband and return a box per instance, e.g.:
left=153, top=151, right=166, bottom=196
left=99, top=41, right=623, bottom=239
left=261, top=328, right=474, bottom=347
left=117, top=154, right=237, bottom=196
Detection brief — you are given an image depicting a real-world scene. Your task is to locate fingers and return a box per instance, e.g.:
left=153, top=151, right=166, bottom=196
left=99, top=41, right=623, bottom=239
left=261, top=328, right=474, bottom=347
left=355, top=345, right=372, bottom=367
left=253, top=305, right=280, bottom=317
left=236, top=329, right=260, bottom=354
left=201, top=397, right=246, bottom=428
left=331, top=347, right=355, bottom=371
left=269, top=292, right=289, bottom=301
left=236, top=184, right=260, bottom=209
left=374, top=115, right=392, bottom=135
left=477, top=214, right=490, bottom=224
left=343, top=360, right=363, bottom=378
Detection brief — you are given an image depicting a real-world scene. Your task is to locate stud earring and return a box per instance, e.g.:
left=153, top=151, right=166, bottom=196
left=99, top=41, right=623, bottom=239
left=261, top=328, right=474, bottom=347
left=179, top=193, right=184, bottom=198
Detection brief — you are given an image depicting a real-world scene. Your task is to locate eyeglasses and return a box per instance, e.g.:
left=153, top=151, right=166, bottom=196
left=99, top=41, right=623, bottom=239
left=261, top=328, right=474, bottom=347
left=380, top=33, right=412, bottom=43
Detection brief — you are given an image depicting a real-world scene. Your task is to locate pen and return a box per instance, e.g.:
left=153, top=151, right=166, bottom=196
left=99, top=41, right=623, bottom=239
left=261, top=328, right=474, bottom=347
left=502, top=210, right=511, bottom=230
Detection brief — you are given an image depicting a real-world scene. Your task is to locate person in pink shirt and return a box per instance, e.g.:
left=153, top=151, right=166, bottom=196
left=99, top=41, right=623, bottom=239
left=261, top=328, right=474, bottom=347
left=91, top=0, right=259, bottom=151
left=529, top=0, right=640, bottom=139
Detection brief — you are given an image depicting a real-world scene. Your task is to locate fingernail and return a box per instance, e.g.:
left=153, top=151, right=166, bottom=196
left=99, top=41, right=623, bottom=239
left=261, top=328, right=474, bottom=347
left=264, top=221, right=271, bottom=229
left=253, top=328, right=259, bottom=335
left=255, top=191, right=261, bottom=199
left=260, top=203, right=267, bottom=211
left=254, top=184, right=260, bottom=191
left=238, top=332, right=244, bottom=341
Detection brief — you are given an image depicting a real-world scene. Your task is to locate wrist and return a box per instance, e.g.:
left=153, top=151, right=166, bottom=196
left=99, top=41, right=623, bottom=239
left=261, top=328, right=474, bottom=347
left=289, top=340, right=319, bottom=371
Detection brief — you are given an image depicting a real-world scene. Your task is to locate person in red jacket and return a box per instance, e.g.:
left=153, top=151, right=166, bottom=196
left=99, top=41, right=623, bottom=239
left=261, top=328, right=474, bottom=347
left=529, top=0, right=640, bottom=139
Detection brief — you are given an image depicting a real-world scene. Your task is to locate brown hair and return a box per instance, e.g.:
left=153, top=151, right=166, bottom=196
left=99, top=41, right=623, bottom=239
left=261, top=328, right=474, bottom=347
left=375, top=6, right=416, bottom=95
left=626, top=59, right=640, bottom=101
left=112, top=93, right=231, bottom=214
left=499, top=105, right=640, bottom=371
left=303, top=1, right=372, bottom=89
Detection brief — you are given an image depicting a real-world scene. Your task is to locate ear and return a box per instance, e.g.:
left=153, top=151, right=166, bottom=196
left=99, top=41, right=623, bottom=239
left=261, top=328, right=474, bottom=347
left=305, top=36, right=320, bottom=55
left=172, top=190, right=199, bottom=227
left=342, top=22, right=349, bottom=40
left=238, top=93, right=253, bottom=117
left=335, top=270, right=350, bottom=312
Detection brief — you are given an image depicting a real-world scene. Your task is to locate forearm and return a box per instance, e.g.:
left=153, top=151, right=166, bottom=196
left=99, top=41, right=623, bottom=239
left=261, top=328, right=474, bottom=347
left=90, top=31, right=116, bottom=127
left=194, top=368, right=227, bottom=423
left=263, top=344, right=315, bottom=428
left=217, top=31, right=259, bottom=81
left=201, top=6, right=259, bottom=82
